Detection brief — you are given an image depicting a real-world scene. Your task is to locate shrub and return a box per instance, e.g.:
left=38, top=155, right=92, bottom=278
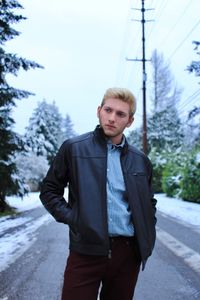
left=162, top=162, right=181, bottom=197
left=180, top=149, right=200, bottom=203
left=148, top=148, right=166, bottom=193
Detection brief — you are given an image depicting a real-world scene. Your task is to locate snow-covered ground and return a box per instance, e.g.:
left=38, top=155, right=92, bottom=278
left=0, top=193, right=52, bottom=272
left=5, top=192, right=42, bottom=212
left=156, top=193, right=200, bottom=228
left=0, top=192, right=200, bottom=272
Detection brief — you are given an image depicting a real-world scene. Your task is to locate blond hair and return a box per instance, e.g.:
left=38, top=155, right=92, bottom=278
left=101, top=87, right=136, bottom=116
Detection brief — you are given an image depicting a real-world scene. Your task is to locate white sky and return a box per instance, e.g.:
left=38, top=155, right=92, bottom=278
left=0, top=192, right=200, bottom=272
left=5, top=0, right=200, bottom=135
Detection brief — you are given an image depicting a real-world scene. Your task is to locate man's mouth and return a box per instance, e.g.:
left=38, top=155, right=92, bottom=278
left=105, top=124, right=115, bottom=129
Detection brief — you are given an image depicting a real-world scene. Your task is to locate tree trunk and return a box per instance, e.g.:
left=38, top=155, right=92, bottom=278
left=0, top=197, right=11, bottom=213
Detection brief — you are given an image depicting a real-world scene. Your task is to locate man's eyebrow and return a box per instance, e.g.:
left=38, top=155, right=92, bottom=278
left=103, top=105, right=128, bottom=115
left=116, top=109, right=128, bottom=114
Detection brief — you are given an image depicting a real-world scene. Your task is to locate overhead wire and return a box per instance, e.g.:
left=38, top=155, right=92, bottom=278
left=156, top=0, right=195, bottom=50
left=145, top=0, right=169, bottom=42
left=117, top=0, right=200, bottom=124
left=126, top=0, right=171, bottom=88
left=143, top=0, right=200, bottom=121
left=115, top=0, right=141, bottom=86
left=124, top=0, right=155, bottom=90
left=178, top=89, right=200, bottom=115
left=167, top=19, right=200, bottom=60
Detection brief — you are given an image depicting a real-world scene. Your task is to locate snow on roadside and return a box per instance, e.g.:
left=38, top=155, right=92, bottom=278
left=0, top=214, right=52, bottom=272
left=6, top=192, right=42, bottom=212
left=0, top=192, right=52, bottom=273
left=156, top=193, right=200, bottom=228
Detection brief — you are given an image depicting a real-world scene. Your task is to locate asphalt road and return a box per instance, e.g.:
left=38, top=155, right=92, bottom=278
left=0, top=207, right=200, bottom=300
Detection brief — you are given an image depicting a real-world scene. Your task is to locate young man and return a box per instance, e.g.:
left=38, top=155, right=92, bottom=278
left=40, top=87, right=157, bottom=300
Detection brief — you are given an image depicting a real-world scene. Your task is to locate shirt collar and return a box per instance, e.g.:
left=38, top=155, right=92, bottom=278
left=107, top=135, right=125, bottom=149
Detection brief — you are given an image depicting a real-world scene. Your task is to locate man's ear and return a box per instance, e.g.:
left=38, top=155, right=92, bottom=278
left=97, top=106, right=101, bottom=118
left=126, top=116, right=134, bottom=128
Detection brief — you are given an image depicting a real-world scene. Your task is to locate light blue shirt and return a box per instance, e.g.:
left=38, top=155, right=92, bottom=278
left=107, top=138, right=134, bottom=237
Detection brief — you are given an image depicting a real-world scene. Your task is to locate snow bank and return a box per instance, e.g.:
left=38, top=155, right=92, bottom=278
left=156, top=193, right=200, bottom=227
left=6, top=192, right=42, bottom=212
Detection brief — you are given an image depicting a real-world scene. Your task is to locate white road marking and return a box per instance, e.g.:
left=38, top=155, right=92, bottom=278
left=157, top=227, right=200, bottom=275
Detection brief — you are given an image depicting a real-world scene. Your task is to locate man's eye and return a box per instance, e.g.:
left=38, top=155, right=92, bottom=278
left=105, top=108, right=111, bottom=113
left=117, top=112, right=126, bottom=118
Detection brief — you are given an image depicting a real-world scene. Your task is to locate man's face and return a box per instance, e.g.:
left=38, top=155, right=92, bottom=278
left=97, top=97, right=134, bottom=144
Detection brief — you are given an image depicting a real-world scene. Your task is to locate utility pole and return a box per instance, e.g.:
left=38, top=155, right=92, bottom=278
left=126, top=0, right=154, bottom=154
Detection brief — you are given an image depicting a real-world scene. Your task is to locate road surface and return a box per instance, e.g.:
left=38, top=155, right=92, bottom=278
left=0, top=206, right=199, bottom=299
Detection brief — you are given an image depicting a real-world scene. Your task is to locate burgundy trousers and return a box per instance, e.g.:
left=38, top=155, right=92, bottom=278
left=61, top=236, right=141, bottom=300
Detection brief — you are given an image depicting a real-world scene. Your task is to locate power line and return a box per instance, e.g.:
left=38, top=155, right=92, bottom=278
left=156, top=0, right=195, bottom=50
left=145, top=0, right=168, bottom=40
left=167, top=19, right=200, bottom=60
left=178, top=89, right=200, bottom=116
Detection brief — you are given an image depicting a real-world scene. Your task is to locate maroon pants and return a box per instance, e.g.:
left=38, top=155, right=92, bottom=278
left=61, top=236, right=141, bottom=300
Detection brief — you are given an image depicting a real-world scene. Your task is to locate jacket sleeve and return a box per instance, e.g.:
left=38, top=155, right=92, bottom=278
left=39, top=141, right=73, bottom=224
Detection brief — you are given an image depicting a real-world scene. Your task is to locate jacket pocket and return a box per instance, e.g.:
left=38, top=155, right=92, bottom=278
left=132, top=172, right=146, bottom=176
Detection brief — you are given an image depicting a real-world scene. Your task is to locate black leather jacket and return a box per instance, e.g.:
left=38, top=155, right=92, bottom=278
left=40, top=126, right=157, bottom=269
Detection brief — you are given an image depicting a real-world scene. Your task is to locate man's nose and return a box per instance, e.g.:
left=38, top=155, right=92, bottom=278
left=108, top=112, right=116, bottom=122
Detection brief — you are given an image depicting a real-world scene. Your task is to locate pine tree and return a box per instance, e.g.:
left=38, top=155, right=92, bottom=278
left=24, top=100, right=63, bottom=164
left=185, top=107, right=200, bottom=148
left=0, top=0, right=43, bottom=212
left=148, top=106, right=184, bottom=152
left=62, top=113, right=76, bottom=141
left=187, top=41, right=200, bottom=81
left=127, top=127, right=143, bottom=151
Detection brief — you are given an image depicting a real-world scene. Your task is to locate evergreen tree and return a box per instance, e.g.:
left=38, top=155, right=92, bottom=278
left=62, top=113, right=76, bottom=141
left=185, top=107, right=200, bottom=148
left=148, top=106, right=184, bottom=152
left=24, top=100, right=63, bottom=164
left=127, top=127, right=143, bottom=151
left=0, top=0, right=43, bottom=212
left=187, top=41, right=200, bottom=81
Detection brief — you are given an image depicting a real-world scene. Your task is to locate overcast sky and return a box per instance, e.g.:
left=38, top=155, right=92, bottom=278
left=6, top=0, right=200, bottom=135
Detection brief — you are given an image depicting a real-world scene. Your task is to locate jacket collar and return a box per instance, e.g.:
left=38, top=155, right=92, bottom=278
left=94, top=125, right=128, bottom=155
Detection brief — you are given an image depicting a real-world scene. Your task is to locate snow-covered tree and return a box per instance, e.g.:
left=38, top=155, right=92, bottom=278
left=148, top=50, right=184, bottom=153
left=148, top=106, right=184, bottom=152
left=24, top=100, right=63, bottom=164
left=15, top=152, right=49, bottom=192
left=62, top=113, right=76, bottom=141
left=127, top=127, right=143, bottom=151
left=184, top=107, right=200, bottom=148
left=185, top=41, right=200, bottom=147
left=0, top=0, right=43, bottom=212
left=187, top=41, right=200, bottom=81
left=150, top=49, right=182, bottom=112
